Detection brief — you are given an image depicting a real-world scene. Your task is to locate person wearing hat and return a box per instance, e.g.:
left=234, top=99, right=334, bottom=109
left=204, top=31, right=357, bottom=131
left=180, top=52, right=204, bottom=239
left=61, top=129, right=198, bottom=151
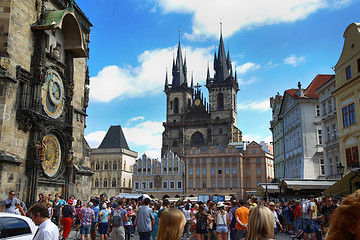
left=61, top=199, right=75, bottom=239
left=215, top=202, right=230, bottom=240
left=269, top=202, right=282, bottom=236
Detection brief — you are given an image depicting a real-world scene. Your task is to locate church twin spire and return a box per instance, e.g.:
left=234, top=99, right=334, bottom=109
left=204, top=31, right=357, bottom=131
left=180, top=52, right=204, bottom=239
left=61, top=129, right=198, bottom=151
left=165, top=24, right=237, bottom=91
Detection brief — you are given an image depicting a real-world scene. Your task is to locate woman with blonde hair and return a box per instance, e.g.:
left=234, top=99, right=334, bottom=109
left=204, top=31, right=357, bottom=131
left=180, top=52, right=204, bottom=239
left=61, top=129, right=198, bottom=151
left=245, top=205, right=274, bottom=240
left=156, top=208, right=186, bottom=240
left=326, top=189, right=360, bottom=240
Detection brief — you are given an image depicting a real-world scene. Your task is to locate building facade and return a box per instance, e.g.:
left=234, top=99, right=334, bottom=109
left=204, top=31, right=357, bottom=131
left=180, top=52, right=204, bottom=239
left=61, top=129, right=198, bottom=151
left=315, top=76, right=341, bottom=179
left=161, top=30, right=242, bottom=159
left=91, top=125, right=137, bottom=197
left=242, top=141, right=274, bottom=197
left=279, top=75, right=333, bottom=179
left=132, top=152, right=185, bottom=199
left=0, top=0, right=93, bottom=203
left=333, top=23, right=360, bottom=174
left=270, top=93, right=285, bottom=179
left=184, top=145, right=243, bottom=199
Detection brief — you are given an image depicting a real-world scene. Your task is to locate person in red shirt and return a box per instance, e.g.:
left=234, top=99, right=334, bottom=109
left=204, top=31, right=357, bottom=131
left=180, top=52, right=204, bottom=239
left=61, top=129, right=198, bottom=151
left=293, top=200, right=302, bottom=235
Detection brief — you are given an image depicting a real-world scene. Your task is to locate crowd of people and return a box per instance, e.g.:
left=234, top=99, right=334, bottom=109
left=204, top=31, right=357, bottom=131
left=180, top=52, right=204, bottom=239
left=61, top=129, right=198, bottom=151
left=1, top=189, right=360, bottom=240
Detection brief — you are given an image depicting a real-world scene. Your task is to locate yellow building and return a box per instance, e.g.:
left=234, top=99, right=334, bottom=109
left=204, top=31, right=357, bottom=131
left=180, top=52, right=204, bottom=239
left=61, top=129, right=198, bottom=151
left=333, top=23, right=360, bottom=174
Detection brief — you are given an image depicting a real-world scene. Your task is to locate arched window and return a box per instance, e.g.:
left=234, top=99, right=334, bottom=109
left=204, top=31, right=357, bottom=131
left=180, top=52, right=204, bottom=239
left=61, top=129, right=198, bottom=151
left=218, top=93, right=224, bottom=110
left=104, top=161, right=108, bottom=170
left=103, top=178, right=107, bottom=188
left=109, top=161, right=111, bottom=170
left=124, top=161, right=126, bottom=170
left=191, top=131, right=205, bottom=148
left=128, top=179, right=131, bottom=188
left=219, top=128, right=223, bottom=135
left=173, top=139, right=177, bottom=147
left=100, top=178, right=102, bottom=187
left=113, top=161, right=117, bottom=170
left=174, top=98, right=179, bottom=114
left=95, top=178, right=99, bottom=187
left=188, top=99, right=191, bottom=109
left=95, top=162, right=99, bottom=170
left=112, top=178, right=116, bottom=187
left=123, top=178, right=126, bottom=187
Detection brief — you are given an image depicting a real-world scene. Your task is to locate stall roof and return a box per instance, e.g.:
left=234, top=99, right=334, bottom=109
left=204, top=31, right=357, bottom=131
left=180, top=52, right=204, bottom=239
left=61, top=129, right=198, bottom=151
left=280, top=179, right=337, bottom=190
left=324, top=170, right=360, bottom=195
left=117, top=193, right=151, bottom=200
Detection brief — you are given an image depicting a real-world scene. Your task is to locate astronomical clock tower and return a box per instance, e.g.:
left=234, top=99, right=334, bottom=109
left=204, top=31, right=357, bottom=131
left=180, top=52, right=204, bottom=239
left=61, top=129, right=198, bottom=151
left=0, top=0, right=93, bottom=204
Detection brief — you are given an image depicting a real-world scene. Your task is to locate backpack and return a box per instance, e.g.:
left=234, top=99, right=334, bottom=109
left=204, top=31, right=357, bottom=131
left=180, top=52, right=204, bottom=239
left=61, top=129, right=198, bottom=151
left=112, top=209, right=123, bottom=227
left=301, top=201, right=310, bottom=214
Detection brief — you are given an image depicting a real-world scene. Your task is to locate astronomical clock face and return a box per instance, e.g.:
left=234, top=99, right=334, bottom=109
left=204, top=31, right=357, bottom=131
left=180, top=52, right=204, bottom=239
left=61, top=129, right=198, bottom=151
left=41, top=69, right=64, bottom=119
left=194, top=99, right=201, bottom=106
left=42, top=134, right=61, bottom=177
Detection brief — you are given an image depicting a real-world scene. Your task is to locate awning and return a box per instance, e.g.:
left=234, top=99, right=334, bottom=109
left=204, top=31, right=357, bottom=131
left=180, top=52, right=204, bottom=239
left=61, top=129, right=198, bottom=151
left=118, top=193, right=151, bottom=200
left=257, top=183, right=279, bottom=197
left=324, top=170, right=360, bottom=195
left=279, top=179, right=337, bottom=191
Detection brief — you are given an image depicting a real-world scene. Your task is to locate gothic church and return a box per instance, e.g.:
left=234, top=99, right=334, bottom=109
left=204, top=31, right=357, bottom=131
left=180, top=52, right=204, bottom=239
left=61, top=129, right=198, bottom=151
left=161, top=30, right=242, bottom=158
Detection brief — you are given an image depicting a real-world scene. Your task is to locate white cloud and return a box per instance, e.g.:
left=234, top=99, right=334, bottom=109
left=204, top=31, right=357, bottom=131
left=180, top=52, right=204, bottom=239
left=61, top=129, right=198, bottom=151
left=85, top=118, right=164, bottom=159
left=85, top=131, right=107, bottom=148
left=264, top=135, right=273, bottom=143
left=89, top=46, right=213, bottom=102
left=283, top=54, right=306, bottom=67
left=264, top=61, right=279, bottom=70
left=154, top=0, right=349, bottom=40
left=238, top=99, right=270, bottom=112
left=236, top=62, right=260, bottom=74
left=123, top=119, right=164, bottom=159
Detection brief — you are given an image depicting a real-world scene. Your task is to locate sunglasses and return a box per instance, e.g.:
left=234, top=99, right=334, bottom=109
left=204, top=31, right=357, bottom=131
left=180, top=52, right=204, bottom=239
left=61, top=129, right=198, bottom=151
left=10, top=193, right=15, bottom=196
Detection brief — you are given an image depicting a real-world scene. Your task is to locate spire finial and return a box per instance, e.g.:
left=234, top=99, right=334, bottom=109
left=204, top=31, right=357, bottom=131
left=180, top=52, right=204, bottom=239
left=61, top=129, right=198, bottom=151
left=179, top=26, right=181, bottom=43
left=220, top=19, right=223, bottom=37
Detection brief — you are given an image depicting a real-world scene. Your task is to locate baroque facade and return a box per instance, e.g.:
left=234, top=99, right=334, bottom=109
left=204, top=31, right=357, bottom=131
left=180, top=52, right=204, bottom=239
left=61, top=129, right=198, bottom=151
left=161, top=29, right=242, bottom=159
left=333, top=23, right=360, bottom=174
left=315, top=76, right=341, bottom=179
left=242, top=141, right=274, bottom=196
left=0, top=0, right=93, bottom=204
left=270, top=93, right=285, bottom=179
left=184, top=145, right=244, bottom=199
left=91, top=125, right=137, bottom=197
left=132, top=152, right=185, bottom=199
left=278, top=75, right=333, bottom=179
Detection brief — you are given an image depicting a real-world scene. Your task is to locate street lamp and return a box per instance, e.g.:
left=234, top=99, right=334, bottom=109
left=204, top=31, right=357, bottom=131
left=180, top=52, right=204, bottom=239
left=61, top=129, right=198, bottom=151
left=337, top=162, right=345, bottom=179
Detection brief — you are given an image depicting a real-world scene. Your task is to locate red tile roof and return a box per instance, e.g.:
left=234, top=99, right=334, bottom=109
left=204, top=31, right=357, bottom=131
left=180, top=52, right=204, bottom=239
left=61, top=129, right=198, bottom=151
left=285, top=74, right=334, bottom=99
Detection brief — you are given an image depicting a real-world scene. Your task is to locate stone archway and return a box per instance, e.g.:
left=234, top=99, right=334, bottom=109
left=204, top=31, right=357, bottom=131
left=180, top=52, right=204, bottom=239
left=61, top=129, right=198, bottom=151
left=191, top=131, right=204, bottom=148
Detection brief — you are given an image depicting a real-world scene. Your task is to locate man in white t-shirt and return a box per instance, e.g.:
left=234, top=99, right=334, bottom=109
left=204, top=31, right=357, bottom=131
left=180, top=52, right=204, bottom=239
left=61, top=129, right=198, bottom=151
left=29, top=202, right=59, bottom=240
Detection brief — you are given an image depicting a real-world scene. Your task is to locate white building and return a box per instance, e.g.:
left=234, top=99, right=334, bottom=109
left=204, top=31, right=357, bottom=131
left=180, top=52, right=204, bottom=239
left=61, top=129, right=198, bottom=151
left=279, top=75, right=334, bottom=179
left=315, top=76, right=341, bottom=179
left=132, top=152, right=185, bottom=199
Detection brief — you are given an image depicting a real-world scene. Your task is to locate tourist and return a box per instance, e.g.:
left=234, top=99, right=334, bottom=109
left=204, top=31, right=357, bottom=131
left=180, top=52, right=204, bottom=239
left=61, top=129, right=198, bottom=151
left=29, top=202, right=59, bottom=240
left=152, top=203, right=161, bottom=240
left=156, top=208, right=186, bottom=240
left=1, top=191, right=19, bottom=213
left=269, top=202, right=282, bottom=236
left=190, top=203, right=199, bottom=240
left=98, top=203, right=110, bottom=240
left=244, top=205, right=274, bottom=240
left=61, top=199, right=75, bottom=239
left=326, top=189, right=360, bottom=240
left=125, top=206, right=134, bottom=240
left=182, top=203, right=192, bottom=240
left=193, top=204, right=213, bottom=240
left=235, top=199, right=249, bottom=240
left=90, top=198, right=100, bottom=240
left=15, top=201, right=26, bottom=216
left=250, top=196, right=258, bottom=209
left=110, top=199, right=128, bottom=240
left=75, top=200, right=83, bottom=231
left=208, top=202, right=217, bottom=240
left=47, top=202, right=53, bottom=220
left=320, top=196, right=337, bottom=235
left=228, top=199, right=239, bottom=240
left=52, top=197, right=62, bottom=227
left=137, top=198, right=155, bottom=240
left=301, top=195, right=316, bottom=240
left=80, top=202, right=95, bottom=240
left=215, top=202, right=229, bottom=240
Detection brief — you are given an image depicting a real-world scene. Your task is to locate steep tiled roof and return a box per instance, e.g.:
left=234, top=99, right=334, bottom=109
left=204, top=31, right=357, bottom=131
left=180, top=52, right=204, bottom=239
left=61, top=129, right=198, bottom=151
left=98, top=125, right=130, bottom=150
left=285, top=74, right=334, bottom=99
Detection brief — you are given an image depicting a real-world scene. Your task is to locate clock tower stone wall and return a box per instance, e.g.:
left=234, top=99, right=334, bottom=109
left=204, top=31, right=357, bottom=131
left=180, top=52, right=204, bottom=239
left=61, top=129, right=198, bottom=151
left=0, top=0, right=93, bottom=204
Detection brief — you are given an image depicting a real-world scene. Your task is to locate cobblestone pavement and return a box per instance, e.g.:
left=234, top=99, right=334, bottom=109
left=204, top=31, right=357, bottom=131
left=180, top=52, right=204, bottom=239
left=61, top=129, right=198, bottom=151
left=67, top=230, right=293, bottom=240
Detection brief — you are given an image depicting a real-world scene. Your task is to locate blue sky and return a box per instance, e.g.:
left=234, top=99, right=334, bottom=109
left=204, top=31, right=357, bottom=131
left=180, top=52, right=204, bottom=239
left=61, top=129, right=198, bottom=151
left=79, top=0, right=360, bottom=159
